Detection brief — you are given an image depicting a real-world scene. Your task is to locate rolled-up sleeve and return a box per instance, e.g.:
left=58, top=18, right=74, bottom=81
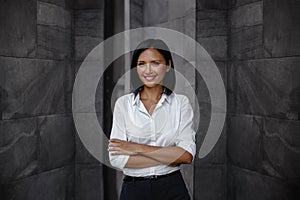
left=175, top=96, right=196, bottom=160
left=109, top=98, right=129, bottom=170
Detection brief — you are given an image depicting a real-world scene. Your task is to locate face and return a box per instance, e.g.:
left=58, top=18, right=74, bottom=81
left=136, top=48, right=171, bottom=88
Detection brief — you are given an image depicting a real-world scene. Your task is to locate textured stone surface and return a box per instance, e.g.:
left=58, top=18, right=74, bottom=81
left=155, top=12, right=195, bottom=38
left=198, top=36, right=227, bottom=61
left=229, top=1, right=265, bottom=60
left=1, top=166, right=74, bottom=200
left=230, top=1, right=262, bottom=28
left=39, top=0, right=72, bottom=9
left=0, top=0, right=36, bottom=57
left=0, top=66, right=5, bottom=119
left=0, top=115, right=75, bottom=184
left=75, top=164, right=104, bottom=200
left=197, top=10, right=227, bottom=37
left=36, top=1, right=72, bottom=60
left=130, top=0, right=143, bottom=28
left=74, top=0, right=104, bottom=10
left=195, top=63, right=227, bottom=165
left=0, top=57, right=71, bottom=119
left=197, top=121, right=226, bottom=165
left=143, top=0, right=168, bottom=26
left=228, top=165, right=299, bottom=200
left=37, top=24, right=72, bottom=60
left=230, top=25, right=263, bottom=59
left=74, top=6, right=104, bottom=62
left=0, top=186, right=3, bottom=199
left=227, top=1, right=300, bottom=199
left=167, top=0, right=195, bottom=21
left=194, top=165, right=227, bottom=200
left=195, top=61, right=227, bottom=153
left=142, top=0, right=196, bottom=40
left=231, top=0, right=261, bottom=8
left=75, top=133, right=100, bottom=164
left=228, top=115, right=262, bottom=172
left=0, top=117, right=38, bottom=183
left=37, top=115, right=74, bottom=172
left=75, top=36, right=103, bottom=61
left=229, top=1, right=263, bottom=60
left=38, top=1, right=71, bottom=29
left=264, top=0, right=300, bottom=57
left=228, top=57, right=300, bottom=119
left=72, top=63, right=102, bottom=164
left=1, top=0, right=298, bottom=199
left=228, top=114, right=300, bottom=179
left=75, top=10, right=104, bottom=38
left=262, top=117, right=300, bottom=178
left=196, top=61, right=227, bottom=103
left=73, top=60, right=104, bottom=114
left=197, top=0, right=229, bottom=10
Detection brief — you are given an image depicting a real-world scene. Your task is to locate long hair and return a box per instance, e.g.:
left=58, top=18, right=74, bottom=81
left=130, top=39, right=176, bottom=95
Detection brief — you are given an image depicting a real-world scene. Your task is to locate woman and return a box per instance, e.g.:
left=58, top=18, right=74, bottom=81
left=108, top=39, right=196, bottom=200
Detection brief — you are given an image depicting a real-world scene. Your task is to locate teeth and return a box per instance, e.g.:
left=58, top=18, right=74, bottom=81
left=145, top=76, right=155, bottom=81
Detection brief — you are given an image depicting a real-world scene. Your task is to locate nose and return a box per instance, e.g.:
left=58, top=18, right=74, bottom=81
left=145, top=63, right=152, bottom=74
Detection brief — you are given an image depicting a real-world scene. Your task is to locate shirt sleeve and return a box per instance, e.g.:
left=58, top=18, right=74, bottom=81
left=109, top=97, right=130, bottom=170
left=175, top=96, right=196, bottom=160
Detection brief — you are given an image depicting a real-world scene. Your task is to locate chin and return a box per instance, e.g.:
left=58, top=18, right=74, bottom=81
left=143, top=83, right=162, bottom=88
left=143, top=83, right=156, bottom=88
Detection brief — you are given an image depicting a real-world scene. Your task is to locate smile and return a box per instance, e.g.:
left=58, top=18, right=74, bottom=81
left=144, top=76, right=156, bottom=81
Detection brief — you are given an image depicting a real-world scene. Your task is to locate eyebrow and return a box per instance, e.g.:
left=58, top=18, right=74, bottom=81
left=137, top=60, right=163, bottom=63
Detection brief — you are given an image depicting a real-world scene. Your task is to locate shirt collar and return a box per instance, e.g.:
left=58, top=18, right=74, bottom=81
left=131, top=86, right=173, bottom=106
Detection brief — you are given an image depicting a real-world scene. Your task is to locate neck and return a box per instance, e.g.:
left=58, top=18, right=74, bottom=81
left=140, top=85, right=163, bottom=101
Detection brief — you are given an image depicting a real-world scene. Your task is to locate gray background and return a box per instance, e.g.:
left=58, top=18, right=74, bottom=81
left=0, top=0, right=299, bottom=199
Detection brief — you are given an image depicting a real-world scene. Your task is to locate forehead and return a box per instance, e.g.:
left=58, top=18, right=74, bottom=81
left=137, top=48, right=164, bottom=61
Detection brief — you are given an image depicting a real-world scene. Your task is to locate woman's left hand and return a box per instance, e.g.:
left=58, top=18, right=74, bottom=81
left=108, top=139, right=141, bottom=156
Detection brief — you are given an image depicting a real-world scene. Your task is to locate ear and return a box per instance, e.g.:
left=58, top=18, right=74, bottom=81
left=166, top=60, right=171, bottom=72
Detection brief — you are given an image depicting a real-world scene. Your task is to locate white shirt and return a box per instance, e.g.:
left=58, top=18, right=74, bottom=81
left=109, top=91, right=196, bottom=177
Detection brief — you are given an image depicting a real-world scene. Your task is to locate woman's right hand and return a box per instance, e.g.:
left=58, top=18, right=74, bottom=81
left=108, top=139, right=141, bottom=156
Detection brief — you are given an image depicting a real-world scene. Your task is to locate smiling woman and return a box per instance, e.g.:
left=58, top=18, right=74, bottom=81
left=135, top=48, right=171, bottom=114
left=108, top=39, right=196, bottom=200
left=136, top=48, right=170, bottom=89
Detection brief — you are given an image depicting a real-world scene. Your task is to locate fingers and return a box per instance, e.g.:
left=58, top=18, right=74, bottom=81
left=107, top=146, right=119, bottom=151
left=108, top=140, right=123, bottom=154
left=109, top=139, right=125, bottom=151
left=108, top=142, right=120, bottom=147
left=107, top=146, right=122, bottom=155
left=108, top=139, right=136, bottom=156
left=108, top=146, right=116, bottom=152
left=109, top=138, right=123, bottom=143
left=107, top=143, right=134, bottom=156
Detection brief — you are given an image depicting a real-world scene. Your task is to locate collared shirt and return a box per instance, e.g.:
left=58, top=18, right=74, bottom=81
left=109, top=91, right=196, bottom=177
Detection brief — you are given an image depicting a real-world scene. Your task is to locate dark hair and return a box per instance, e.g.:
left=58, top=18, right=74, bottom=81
left=130, top=39, right=176, bottom=95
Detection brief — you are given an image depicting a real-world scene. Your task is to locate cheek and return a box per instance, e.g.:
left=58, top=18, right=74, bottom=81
left=156, top=68, right=167, bottom=77
left=136, top=68, right=143, bottom=76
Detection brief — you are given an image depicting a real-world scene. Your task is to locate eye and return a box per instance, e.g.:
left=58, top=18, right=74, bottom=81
left=137, top=63, right=146, bottom=68
left=151, top=61, right=161, bottom=67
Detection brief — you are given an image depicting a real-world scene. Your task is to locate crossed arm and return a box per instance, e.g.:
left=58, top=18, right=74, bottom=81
left=108, top=139, right=193, bottom=168
left=109, top=96, right=195, bottom=170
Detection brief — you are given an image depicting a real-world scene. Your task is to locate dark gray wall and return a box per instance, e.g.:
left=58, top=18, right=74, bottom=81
left=195, top=0, right=228, bottom=199
left=73, top=0, right=104, bottom=199
left=0, top=0, right=74, bottom=199
left=0, top=0, right=105, bottom=199
left=0, top=0, right=299, bottom=200
left=227, top=0, right=300, bottom=199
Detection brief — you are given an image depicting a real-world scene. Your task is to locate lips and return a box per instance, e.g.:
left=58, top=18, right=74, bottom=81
left=144, top=76, right=156, bottom=81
